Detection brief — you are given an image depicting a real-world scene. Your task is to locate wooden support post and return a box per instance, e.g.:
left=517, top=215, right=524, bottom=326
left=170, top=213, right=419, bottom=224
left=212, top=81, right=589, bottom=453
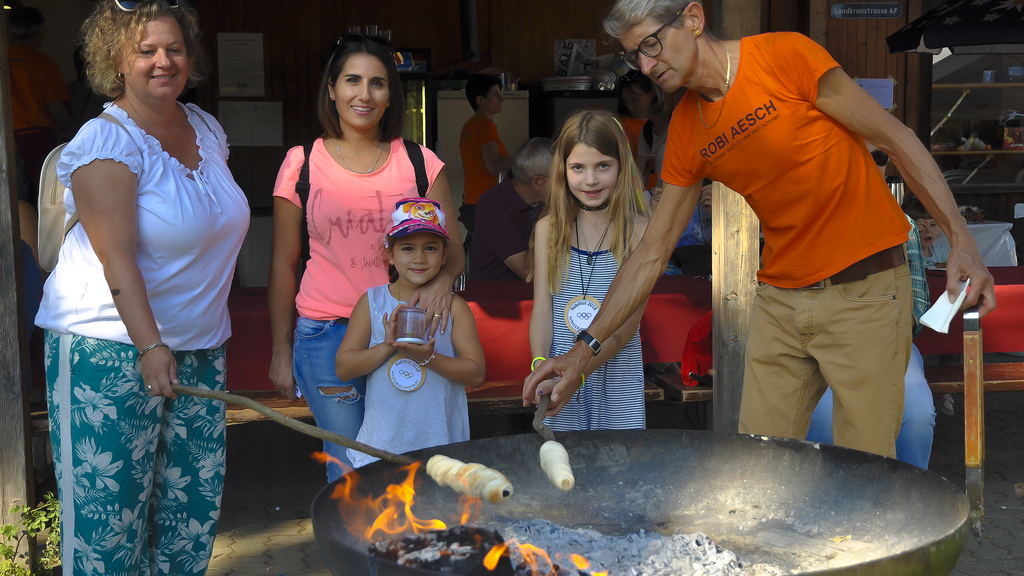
left=0, top=7, right=34, bottom=532
left=808, top=0, right=828, bottom=46
left=710, top=184, right=758, bottom=433
left=962, top=307, right=984, bottom=532
left=710, top=1, right=762, bottom=433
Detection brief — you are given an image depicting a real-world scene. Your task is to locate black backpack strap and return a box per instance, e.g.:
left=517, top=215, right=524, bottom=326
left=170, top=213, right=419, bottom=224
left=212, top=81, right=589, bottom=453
left=295, top=144, right=314, bottom=271
left=403, top=139, right=429, bottom=197
left=642, top=120, right=654, bottom=149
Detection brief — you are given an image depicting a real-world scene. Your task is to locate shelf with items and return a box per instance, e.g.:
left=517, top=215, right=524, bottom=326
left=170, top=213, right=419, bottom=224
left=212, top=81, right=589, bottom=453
left=928, top=53, right=1024, bottom=191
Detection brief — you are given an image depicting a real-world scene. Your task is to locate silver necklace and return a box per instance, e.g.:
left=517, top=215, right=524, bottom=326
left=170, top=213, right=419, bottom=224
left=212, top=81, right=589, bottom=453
left=335, top=140, right=385, bottom=174
left=697, top=42, right=731, bottom=130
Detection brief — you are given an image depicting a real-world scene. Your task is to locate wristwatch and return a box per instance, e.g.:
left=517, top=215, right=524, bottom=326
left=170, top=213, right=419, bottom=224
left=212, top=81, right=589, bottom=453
left=574, top=330, right=602, bottom=356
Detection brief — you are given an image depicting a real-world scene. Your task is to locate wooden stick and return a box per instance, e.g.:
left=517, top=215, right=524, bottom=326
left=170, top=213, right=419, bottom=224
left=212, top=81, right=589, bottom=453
left=171, top=384, right=416, bottom=466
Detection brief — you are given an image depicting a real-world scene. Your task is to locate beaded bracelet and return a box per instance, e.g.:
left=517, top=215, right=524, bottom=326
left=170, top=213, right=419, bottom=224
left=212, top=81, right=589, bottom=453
left=531, top=356, right=546, bottom=371
left=138, top=342, right=169, bottom=359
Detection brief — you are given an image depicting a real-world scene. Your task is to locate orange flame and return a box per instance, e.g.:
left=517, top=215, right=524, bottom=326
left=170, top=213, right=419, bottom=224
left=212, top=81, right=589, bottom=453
left=518, top=543, right=556, bottom=576
left=329, top=461, right=447, bottom=541
left=457, top=493, right=483, bottom=525
left=311, top=451, right=353, bottom=476
left=571, top=554, right=590, bottom=569
left=483, top=542, right=508, bottom=570
left=321, top=455, right=605, bottom=576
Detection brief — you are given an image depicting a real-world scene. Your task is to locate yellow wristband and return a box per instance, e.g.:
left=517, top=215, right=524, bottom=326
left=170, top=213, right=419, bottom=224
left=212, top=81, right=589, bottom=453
left=531, top=356, right=546, bottom=371
left=580, top=372, right=586, bottom=388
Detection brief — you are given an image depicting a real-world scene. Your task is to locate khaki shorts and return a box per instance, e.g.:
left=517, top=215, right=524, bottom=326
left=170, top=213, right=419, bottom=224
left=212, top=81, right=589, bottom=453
left=738, top=262, right=913, bottom=458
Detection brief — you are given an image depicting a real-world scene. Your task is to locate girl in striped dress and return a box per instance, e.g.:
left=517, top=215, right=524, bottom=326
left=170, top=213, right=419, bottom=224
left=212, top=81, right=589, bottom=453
left=528, top=110, right=650, bottom=431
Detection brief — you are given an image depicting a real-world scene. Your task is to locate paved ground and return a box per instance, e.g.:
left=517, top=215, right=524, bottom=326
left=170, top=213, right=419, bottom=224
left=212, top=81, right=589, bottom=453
left=208, top=392, right=1024, bottom=576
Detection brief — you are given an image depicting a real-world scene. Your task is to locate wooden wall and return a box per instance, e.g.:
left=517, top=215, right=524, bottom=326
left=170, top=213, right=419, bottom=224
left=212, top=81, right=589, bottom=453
left=488, top=0, right=618, bottom=85
left=190, top=0, right=934, bottom=206
left=815, top=0, right=932, bottom=141
left=191, top=0, right=619, bottom=207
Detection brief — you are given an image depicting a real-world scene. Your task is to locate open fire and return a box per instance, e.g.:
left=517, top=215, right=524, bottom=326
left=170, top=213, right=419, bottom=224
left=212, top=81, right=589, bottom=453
left=325, top=457, right=778, bottom=576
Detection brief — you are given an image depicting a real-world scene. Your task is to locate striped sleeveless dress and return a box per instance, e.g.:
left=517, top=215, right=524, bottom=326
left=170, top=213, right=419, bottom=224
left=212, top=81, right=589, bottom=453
left=546, top=246, right=646, bottom=431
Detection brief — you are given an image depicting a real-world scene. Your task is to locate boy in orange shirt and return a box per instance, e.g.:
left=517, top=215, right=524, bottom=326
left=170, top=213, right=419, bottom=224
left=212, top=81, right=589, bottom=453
left=459, top=74, right=513, bottom=238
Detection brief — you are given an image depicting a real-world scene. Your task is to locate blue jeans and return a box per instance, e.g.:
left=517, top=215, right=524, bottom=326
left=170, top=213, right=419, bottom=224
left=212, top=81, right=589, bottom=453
left=293, top=317, right=365, bottom=482
left=807, top=344, right=935, bottom=469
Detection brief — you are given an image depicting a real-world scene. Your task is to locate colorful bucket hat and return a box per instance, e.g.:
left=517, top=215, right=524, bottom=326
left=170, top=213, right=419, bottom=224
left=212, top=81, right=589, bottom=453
left=386, top=198, right=449, bottom=241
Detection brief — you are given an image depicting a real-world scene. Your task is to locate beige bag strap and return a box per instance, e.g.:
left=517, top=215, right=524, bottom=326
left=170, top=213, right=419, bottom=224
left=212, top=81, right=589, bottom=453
left=63, top=112, right=131, bottom=240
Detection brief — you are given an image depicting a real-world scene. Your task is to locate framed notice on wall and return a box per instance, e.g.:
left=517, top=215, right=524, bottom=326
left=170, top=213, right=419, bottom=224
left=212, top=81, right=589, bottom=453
left=218, top=102, right=282, bottom=147
left=218, top=33, right=265, bottom=97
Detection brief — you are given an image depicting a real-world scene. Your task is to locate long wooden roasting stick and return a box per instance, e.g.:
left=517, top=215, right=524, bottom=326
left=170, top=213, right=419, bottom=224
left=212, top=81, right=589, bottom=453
left=172, top=384, right=513, bottom=502
left=172, top=384, right=416, bottom=465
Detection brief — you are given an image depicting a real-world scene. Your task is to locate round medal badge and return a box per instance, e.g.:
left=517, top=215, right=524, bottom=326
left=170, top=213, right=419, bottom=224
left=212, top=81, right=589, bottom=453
left=564, top=295, right=601, bottom=334
left=387, top=355, right=426, bottom=392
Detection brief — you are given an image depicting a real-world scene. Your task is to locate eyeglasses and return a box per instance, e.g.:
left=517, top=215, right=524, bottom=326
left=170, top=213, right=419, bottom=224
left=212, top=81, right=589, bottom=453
left=623, top=9, right=682, bottom=71
left=335, top=33, right=395, bottom=55
left=114, top=0, right=179, bottom=11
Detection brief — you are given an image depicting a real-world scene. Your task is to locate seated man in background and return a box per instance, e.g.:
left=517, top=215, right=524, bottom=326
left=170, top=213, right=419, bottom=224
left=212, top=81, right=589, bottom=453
left=469, top=138, right=553, bottom=281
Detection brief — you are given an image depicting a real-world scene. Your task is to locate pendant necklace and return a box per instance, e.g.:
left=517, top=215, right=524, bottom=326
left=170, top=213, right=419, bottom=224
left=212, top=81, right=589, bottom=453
left=575, top=215, right=612, bottom=278
left=336, top=140, right=385, bottom=174
left=563, top=217, right=609, bottom=335
left=697, top=42, right=731, bottom=130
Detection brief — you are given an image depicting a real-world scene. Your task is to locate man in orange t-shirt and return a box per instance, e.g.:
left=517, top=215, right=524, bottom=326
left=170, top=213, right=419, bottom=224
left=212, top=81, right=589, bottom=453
left=459, top=74, right=512, bottom=240
left=527, top=0, right=994, bottom=461
left=9, top=7, right=72, bottom=199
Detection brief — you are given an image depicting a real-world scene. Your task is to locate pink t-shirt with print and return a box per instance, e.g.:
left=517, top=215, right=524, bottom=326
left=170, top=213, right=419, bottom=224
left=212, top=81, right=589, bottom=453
left=273, top=138, right=444, bottom=319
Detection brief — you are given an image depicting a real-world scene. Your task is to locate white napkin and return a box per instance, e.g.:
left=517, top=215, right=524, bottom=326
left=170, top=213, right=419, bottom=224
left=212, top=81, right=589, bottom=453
left=920, top=278, right=971, bottom=334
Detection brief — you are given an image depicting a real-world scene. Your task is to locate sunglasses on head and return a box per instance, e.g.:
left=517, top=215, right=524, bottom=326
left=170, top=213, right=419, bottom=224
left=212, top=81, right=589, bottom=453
left=115, top=0, right=179, bottom=11
left=870, top=149, right=889, bottom=167
left=618, top=70, right=646, bottom=84
left=335, top=32, right=395, bottom=54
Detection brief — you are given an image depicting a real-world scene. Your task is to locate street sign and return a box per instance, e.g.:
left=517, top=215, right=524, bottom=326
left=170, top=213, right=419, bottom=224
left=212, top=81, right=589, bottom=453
left=831, top=3, right=902, bottom=19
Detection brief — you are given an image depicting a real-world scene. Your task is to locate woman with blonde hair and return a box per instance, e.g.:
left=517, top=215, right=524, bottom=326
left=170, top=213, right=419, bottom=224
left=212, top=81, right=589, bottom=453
left=525, top=110, right=650, bottom=427
left=35, top=1, right=249, bottom=573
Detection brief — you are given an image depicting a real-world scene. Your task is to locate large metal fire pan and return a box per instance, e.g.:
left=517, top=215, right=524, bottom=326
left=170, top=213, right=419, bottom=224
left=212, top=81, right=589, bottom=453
left=312, top=430, right=968, bottom=576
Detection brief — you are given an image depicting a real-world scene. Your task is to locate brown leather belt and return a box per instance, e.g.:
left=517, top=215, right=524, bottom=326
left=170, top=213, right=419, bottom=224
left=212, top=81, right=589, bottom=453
left=802, top=245, right=906, bottom=289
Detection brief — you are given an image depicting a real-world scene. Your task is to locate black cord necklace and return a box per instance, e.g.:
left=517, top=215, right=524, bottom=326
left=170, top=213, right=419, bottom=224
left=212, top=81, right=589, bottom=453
left=574, top=215, right=611, bottom=294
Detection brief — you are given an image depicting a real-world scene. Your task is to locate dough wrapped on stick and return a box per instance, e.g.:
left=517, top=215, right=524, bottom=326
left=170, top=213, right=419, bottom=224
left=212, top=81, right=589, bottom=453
left=425, top=455, right=513, bottom=503
left=539, top=440, right=575, bottom=490
left=532, top=394, right=575, bottom=490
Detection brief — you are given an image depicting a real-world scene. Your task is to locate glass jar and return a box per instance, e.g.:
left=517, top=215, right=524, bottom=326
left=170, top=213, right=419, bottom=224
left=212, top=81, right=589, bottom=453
left=396, top=306, right=427, bottom=344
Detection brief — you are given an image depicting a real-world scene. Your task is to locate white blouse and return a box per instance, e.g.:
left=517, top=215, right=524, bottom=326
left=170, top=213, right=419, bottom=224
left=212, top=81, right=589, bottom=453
left=35, top=102, right=250, bottom=350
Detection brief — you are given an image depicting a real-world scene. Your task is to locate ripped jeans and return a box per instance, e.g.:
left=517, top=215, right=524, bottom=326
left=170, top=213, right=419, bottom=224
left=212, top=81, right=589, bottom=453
left=293, top=317, right=366, bottom=482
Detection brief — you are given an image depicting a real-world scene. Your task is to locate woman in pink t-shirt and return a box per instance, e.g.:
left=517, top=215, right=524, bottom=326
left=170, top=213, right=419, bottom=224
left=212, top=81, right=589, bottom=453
left=268, top=34, right=464, bottom=480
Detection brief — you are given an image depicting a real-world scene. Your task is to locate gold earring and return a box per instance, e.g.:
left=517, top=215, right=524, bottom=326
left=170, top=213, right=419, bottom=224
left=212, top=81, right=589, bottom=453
left=694, top=28, right=701, bottom=37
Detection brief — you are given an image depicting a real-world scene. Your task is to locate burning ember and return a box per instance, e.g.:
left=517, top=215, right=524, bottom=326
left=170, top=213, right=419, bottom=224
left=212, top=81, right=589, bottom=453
left=368, top=525, right=515, bottom=575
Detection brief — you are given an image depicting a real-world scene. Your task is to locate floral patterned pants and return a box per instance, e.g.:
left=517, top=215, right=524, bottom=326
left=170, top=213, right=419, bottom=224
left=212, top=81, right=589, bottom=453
left=45, top=331, right=227, bottom=576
